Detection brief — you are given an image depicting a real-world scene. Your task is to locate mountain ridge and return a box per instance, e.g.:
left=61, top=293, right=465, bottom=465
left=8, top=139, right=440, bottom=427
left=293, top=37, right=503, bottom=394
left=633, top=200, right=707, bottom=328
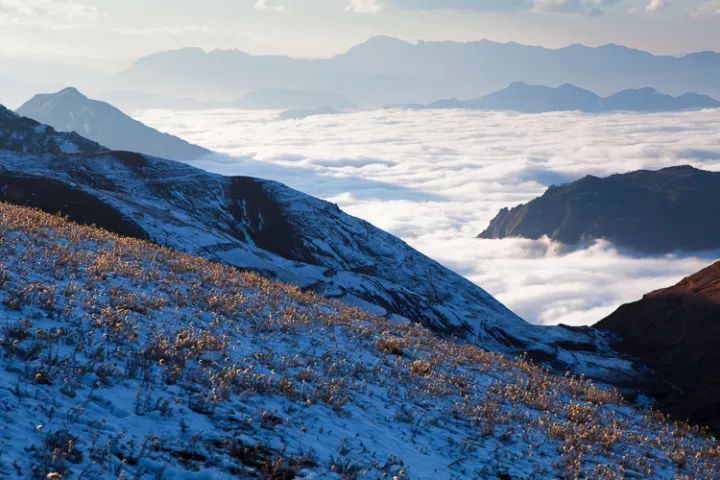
left=16, top=87, right=211, bottom=161
left=596, top=260, right=720, bottom=432
left=417, top=82, right=720, bottom=113
left=112, top=37, right=720, bottom=106
left=479, top=165, right=720, bottom=253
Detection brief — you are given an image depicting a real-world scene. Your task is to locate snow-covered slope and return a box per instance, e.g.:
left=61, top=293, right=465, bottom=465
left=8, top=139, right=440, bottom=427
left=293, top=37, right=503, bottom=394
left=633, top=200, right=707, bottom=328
left=0, top=105, right=646, bottom=394
left=0, top=102, right=104, bottom=155
left=16, top=87, right=210, bottom=161
left=1, top=203, right=719, bottom=479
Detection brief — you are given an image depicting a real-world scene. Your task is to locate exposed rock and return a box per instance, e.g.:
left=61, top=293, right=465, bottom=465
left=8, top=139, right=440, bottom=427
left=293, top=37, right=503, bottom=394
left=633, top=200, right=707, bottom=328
left=597, top=261, right=720, bottom=431
left=480, top=165, right=720, bottom=253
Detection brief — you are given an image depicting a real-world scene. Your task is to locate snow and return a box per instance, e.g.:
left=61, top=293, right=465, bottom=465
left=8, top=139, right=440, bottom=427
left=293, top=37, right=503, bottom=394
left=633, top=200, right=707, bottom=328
left=0, top=147, right=524, bottom=345
left=0, top=109, right=656, bottom=401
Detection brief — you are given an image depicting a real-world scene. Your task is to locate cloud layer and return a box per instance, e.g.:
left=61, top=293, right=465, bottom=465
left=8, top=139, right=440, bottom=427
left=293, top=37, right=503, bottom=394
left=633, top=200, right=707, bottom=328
left=348, top=0, right=657, bottom=15
left=532, top=0, right=619, bottom=15
left=136, top=107, right=720, bottom=326
left=693, top=0, right=720, bottom=16
left=254, top=0, right=285, bottom=11
left=346, top=0, right=383, bottom=13
left=0, top=0, right=96, bottom=19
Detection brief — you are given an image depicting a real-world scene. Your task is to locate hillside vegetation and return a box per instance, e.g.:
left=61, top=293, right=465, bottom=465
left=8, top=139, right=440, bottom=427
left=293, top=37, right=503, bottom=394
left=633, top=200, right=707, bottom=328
left=0, top=202, right=718, bottom=479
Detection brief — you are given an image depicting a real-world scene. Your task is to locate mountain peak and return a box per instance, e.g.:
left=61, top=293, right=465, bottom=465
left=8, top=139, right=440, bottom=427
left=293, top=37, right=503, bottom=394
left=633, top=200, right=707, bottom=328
left=364, top=35, right=412, bottom=46
left=632, top=86, right=660, bottom=94
left=558, top=82, right=581, bottom=90
left=16, top=89, right=210, bottom=161
left=344, top=35, right=414, bottom=55
left=56, top=86, right=85, bottom=97
left=657, top=164, right=702, bottom=174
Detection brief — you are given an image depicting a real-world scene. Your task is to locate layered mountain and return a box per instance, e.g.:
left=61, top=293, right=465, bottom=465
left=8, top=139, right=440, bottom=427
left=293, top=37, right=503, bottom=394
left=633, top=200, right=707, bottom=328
left=596, top=261, right=720, bottom=432
left=16, top=87, right=210, bottom=161
left=468, top=82, right=603, bottom=113
left=418, top=83, right=720, bottom=113
left=480, top=166, right=720, bottom=253
left=113, top=37, right=720, bottom=106
left=2, top=202, right=717, bottom=479
left=603, top=87, right=720, bottom=112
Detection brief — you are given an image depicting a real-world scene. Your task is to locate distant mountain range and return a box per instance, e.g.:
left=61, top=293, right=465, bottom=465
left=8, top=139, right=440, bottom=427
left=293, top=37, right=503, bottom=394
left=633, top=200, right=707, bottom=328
left=109, top=37, right=720, bottom=106
left=480, top=165, right=720, bottom=253
left=3, top=37, right=720, bottom=109
left=416, top=82, right=720, bottom=113
left=596, top=260, right=720, bottom=432
left=16, top=87, right=210, bottom=161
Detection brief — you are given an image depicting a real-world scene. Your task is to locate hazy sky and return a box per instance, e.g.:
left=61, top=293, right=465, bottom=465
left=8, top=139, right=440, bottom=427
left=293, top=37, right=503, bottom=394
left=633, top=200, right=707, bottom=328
left=0, top=0, right=718, bottom=68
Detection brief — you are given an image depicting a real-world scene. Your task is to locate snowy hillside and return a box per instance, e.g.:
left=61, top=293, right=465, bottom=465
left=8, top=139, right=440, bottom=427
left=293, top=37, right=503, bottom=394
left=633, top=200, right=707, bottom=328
left=0, top=103, right=103, bottom=155
left=1, top=202, right=719, bottom=479
left=0, top=104, right=633, bottom=384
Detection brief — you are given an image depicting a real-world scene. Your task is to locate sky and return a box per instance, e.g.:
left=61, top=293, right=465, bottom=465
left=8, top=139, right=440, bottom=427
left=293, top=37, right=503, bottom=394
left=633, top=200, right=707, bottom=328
left=0, top=0, right=718, bottom=68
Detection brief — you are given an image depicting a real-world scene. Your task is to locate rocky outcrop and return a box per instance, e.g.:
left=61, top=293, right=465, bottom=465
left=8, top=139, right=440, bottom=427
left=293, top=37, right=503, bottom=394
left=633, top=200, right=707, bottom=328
left=480, top=165, right=720, bottom=253
left=596, top=261, right=720, bottom=431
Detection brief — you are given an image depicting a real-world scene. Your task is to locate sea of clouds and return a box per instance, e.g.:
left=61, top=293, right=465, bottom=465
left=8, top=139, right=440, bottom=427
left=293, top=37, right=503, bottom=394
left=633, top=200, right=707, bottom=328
left=136, top=107, right=720, bottom=326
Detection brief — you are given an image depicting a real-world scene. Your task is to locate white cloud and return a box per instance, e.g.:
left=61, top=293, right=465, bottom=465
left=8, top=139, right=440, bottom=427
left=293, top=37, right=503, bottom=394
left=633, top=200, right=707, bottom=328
left=0, top=0, right=96, bottom=19
left=532, top=0, right=617, bottom=15
left=254, top=0, right=285, bottom=12
left=692, top=0, right=720, bottom=16
left=645, top=0, right=666, bottom=12
left=135, top=107, right=720, bottom=327
left=353, top=0, right=622, bottom=15
left=346, top=0, right=383, bottom=14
